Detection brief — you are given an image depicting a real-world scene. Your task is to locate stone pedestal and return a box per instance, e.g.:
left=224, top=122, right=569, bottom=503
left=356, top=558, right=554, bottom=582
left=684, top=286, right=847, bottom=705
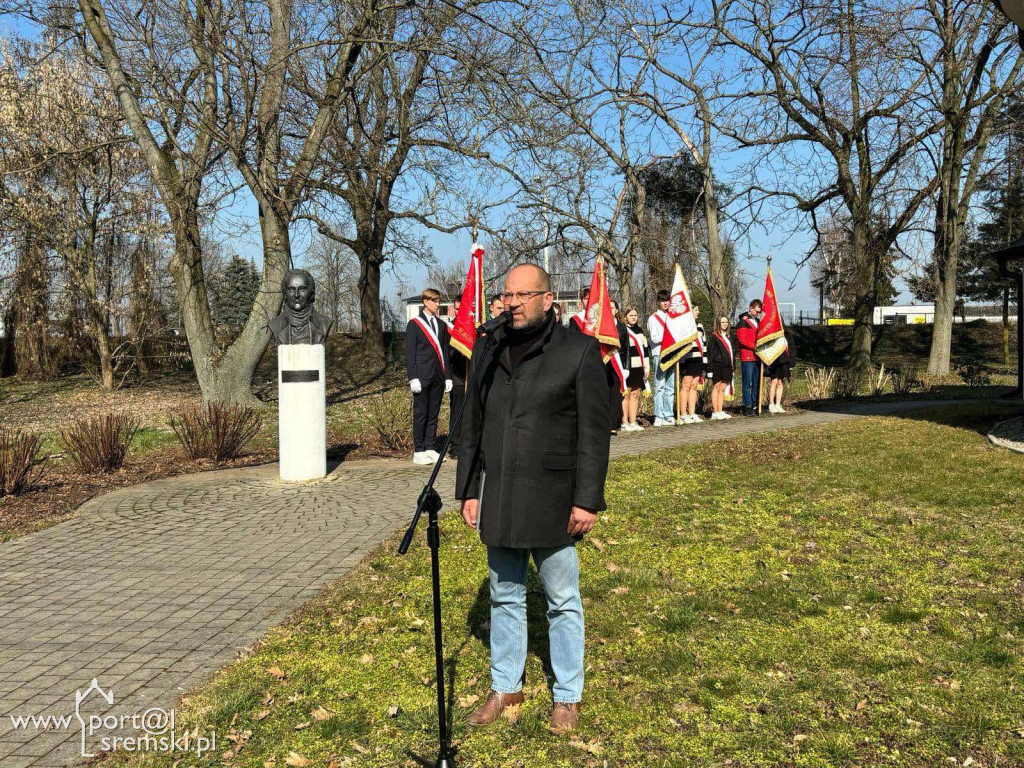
left=278, top=344, right=326, bottom=481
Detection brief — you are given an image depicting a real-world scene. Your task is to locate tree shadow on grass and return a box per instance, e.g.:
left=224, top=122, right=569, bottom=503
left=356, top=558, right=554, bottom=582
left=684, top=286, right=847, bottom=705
left=803, top=397, right=1021, bottom=436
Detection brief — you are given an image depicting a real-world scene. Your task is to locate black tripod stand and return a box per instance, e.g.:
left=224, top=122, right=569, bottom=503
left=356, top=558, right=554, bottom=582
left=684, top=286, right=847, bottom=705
left=398, top=321, right=504, bottom=768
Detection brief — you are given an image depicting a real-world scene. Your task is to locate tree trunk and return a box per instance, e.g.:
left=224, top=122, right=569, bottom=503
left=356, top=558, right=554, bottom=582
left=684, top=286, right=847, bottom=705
left=927, top=216, right=958, bottom=376
left=357, top=241, right=386, bottom=360
left=1003, top=286, right=1011, bottom=369
left=12, top=238, right=50, bottom=379
left=93, top=318, right=115, bottom=390
left=848, top=217, right=874, bottom=367
left=704, top=177, right=728, bottom=322
left=168, top=205, right=286, bottom=406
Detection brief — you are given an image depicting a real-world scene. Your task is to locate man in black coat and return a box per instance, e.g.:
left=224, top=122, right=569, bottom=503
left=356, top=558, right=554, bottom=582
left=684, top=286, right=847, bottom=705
left=456, top=264, right=610, bottom=735
left=405, top=288, right=452, bottom=465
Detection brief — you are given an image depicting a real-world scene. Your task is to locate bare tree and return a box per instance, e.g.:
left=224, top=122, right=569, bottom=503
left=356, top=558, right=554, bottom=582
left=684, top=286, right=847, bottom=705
left=920, top=0, right=1023, bottom=375
left=0, top=0, right=385, bottom=402
left=0, top=41, right=153, bottom=388
left=302, top=234, right=359, bottom=332
left=714, top=0, right=949, bottom=366
left=301, top=0, right=499, bottom=359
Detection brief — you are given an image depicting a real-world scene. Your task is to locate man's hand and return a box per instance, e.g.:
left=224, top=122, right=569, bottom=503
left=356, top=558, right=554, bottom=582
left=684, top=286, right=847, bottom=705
left=445, top=379, right=453, bottom=393
left=409, top=378, right=422, bottom=394
left=461, top=498, right=479, bottom=528
left=567, top=505, right=597, bottom=537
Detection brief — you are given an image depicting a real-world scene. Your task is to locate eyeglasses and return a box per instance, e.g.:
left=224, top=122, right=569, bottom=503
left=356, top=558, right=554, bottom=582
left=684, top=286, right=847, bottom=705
left=500, top=290, right=548, bottom=303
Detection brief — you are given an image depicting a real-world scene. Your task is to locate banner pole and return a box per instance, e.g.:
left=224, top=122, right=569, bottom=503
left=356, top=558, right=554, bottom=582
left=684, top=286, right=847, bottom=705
left=675, top=362, right=681, bottom=424
left=758, top=361, right=765, bottom=415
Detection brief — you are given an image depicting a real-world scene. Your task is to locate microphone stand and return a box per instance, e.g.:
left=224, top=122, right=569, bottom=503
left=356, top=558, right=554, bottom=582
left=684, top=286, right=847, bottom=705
left=398, top=316, right=507, bottom=768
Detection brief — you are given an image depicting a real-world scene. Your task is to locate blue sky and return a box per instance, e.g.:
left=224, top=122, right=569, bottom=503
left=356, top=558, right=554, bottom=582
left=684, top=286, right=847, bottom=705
left=2, top=11, right=922, bottom=321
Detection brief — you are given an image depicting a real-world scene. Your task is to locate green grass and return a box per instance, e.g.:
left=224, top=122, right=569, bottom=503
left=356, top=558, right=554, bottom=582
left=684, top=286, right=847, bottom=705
left=102, top=402, right=1024, bottom=768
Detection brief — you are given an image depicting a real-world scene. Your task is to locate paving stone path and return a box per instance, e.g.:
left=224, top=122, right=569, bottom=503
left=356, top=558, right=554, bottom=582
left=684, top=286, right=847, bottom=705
left=0, top=399, right=978, bottom=767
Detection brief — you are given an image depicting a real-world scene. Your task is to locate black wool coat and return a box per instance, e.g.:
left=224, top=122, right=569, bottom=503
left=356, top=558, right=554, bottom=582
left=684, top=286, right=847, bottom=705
left=455, top=310, right=611, bottom=549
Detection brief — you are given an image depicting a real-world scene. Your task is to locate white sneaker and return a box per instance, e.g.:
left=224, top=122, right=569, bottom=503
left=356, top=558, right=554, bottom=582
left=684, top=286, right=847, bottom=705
left=722, top=412, right=733, bottom=419
left=424, top=449, right=441, bottom=461
left=631, top=422, right=645, bottom=431
left=681, top=415, right=696, bottom=424
left=653, top=418, right=669, bottom=427
left=412, top=452, right=432, bottom=465
left=691, top=414, right=704, bottom=422
left=620, top=422, right=631, bottom=432
left=776, top=405, right=787, bottom=413
left=710, top=411, right=724, bottom=420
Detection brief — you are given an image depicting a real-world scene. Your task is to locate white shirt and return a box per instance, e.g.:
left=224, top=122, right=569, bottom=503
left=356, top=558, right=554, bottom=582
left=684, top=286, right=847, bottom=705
left=647, top=311, right=668, bottom=354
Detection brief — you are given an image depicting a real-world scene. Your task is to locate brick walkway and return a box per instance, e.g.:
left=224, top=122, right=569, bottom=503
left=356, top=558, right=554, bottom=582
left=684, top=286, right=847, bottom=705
left=0, top=399, right=972, bottom=767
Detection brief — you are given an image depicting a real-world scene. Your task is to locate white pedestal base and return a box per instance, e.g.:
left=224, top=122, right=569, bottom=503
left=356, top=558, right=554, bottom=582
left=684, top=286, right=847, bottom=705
left=278, top=344, right=327, bottom=481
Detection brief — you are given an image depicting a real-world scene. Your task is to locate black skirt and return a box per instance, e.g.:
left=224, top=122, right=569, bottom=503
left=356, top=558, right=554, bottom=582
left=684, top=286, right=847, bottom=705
left=710, top=364, right=734, bottom=385
left=767, top=357, right=792, bottom=381
left=626, top=366, right=645, bottom=389
left=681, top=357, right=705, bottom=377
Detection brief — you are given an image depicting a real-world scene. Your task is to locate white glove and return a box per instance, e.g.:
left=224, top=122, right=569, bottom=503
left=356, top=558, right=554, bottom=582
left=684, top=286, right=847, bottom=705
left=409, top=378, right=422, bottom=394
left=707, top=371, right=714, bottom=380
left=445, top=379, right=453, bottom=393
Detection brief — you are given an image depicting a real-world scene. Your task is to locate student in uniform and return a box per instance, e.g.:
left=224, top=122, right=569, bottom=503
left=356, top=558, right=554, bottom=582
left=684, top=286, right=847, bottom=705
left=646, top=289, right=675, bottom=426
left=405, top=288, right=453, bottom=464
left=620, top=306, right=649, bottom=431
left=607, top=301, right=629, bottom=434
left=708, top=315, right=735, bottom=420
left=678, top=305, right=708, bottom=424
left=736, top=299, right=763, bottom=416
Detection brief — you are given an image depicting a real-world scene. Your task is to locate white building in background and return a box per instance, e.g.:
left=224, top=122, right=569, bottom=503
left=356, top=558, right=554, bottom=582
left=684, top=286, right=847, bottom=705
left=873, top=303, right=1012, bottom=325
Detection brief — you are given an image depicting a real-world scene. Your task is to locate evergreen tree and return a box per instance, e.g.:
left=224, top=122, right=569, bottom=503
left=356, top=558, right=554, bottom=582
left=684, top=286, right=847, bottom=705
left=213, top=255, right=261, bottom=339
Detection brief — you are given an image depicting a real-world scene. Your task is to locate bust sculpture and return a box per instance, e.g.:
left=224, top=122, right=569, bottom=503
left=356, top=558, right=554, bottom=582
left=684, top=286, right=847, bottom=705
left=269, top=269, right=334, bottom=345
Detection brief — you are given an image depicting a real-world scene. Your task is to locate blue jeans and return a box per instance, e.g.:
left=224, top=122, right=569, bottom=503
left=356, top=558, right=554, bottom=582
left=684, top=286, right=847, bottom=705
left=652, top=354, right=676, bottom=421
left=487, top=544, right=584, bottom=703
left=741, top=360, right=760, bottom=408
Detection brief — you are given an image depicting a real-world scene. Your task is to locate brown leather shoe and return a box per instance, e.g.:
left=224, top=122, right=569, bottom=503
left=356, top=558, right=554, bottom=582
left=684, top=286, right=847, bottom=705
left=549, top=702, right=580, bottom=733
left=467, top=690, right=524, bottom=726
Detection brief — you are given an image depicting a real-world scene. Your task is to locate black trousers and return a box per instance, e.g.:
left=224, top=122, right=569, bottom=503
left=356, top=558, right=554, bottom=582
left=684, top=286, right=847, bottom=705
left=448, top=377, right=466, bottom=451
left=413, top=377, right=445, bottom=452
left=606, top=363, right=623, bottom=430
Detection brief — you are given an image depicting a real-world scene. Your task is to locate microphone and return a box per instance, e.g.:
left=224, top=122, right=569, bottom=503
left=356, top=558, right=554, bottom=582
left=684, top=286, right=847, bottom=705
left=477, top=310, right=513, bottom=336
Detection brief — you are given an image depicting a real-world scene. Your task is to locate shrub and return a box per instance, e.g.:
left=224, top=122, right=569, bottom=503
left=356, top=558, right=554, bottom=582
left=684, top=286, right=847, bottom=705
left=61, top=413, right=139, bottom=473
left=890, top=359, right=920, bottom=395
left=365, top=388, right=414, bottom=454
left=0, top=428, right=48, bottom=497
left=804, top=366, right=838, bottom=400
left=834, top=365, right=867, bottom=399
left=170, top=402, right=263, bottom=462
left=870, top=363, right=891, bottom=397
left=957, top=361, right=992, bottom=387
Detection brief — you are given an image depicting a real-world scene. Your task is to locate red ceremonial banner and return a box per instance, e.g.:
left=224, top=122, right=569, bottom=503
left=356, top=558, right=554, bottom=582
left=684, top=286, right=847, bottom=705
left=580, top=254, right=622, bottom=364
left=756, top=265, right=789, bottom=365
left=450, top=244, right=485, bottom=358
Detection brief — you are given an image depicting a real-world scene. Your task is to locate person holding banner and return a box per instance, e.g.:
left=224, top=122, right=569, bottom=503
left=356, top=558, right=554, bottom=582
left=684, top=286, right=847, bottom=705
left=755, top=264, right=792, bottom=414
left=654, top=264, right=701, bottom=424
left=621, top=306, right=649, bottom=431
left=406, top=288, right=453, bottom=464
left=736, top=299, right=763, bottom=416
left=449, top=244, right=487, bottom=455
left=708, top=316, right=735, bottom=420
left=678, top=305, right=708, bottom=424
left=608, top=301, right=629, bottom=434
left=646, top=290, right=675, bottom=426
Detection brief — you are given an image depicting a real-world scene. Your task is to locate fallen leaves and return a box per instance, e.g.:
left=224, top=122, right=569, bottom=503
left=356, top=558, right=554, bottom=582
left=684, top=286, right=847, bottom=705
left=284, top=751, right=311, bottom=767
left=267, top=666, right=286, bottom=680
